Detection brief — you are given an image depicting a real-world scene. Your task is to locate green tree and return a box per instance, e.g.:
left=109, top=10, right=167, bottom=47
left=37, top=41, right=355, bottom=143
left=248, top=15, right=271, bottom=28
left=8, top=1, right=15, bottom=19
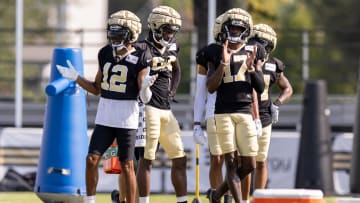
left=302, top=0, right=360, bottom=94
left=0, top=0, right=61, bottom=99
left=274, top=1, right=314, bottom=94
left=279, top=0, right=360, bottom=94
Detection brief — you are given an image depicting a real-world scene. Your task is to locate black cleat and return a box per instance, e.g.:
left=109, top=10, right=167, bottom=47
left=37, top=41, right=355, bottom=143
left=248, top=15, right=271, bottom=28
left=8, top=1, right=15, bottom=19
left=223, top=194, right=232, bottom=203
left=111, top=189, right=121, bottom=203
left=206, top=188, right=220, bottom=203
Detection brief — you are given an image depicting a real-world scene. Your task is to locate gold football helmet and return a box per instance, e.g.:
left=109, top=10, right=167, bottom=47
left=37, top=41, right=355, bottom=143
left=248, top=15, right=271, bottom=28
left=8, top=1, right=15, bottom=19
left=107, top=10, right=141, bottom=61
left=252, top=23, right=277, bottom=53
left=108, top=10, right=142, bottom=44
left=221, top=8, right=253, bottom=43
left=147, top=5, right=182, bottom=47
left=213, top=13, right=225, bottom=42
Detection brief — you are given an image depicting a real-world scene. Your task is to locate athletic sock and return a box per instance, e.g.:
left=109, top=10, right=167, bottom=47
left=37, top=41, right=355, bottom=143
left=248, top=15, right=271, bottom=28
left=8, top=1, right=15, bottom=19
left=242, top=200, right=250, bottom=203
left=139, top=196, right=149, bottom=203
left=86, top=195, right=96, bottom=203
left=177, top=195, right=187, bottom=203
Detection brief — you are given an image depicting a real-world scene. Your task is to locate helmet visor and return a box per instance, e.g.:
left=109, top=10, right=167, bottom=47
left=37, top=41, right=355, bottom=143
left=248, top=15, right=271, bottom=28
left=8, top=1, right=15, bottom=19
left=160, top=24, right=180, bottom=34
left=153, top=24, right=179, bottom=46
left=255, top=37, right=274, bottom=53
left=108, top=25, right=130, bottom=44
left=225, top=20, right=249, bottom=43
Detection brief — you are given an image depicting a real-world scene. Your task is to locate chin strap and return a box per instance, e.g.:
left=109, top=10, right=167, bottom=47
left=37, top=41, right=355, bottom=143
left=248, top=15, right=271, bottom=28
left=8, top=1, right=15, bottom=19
left=227, top=43, right=245, bottom=52
left=146, top=39, right=167, bottom=55
left=225, top=25, right=248, bottom=44
left=112, top=43, right=135, bottom=62
left=152, top=32, right=172, bottom=49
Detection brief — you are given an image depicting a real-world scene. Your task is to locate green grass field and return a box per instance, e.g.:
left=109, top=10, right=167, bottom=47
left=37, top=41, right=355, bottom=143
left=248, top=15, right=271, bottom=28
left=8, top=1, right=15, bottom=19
left=0, top=192, right=338, bottom=203
left=0, top=192, right=206, bottom=203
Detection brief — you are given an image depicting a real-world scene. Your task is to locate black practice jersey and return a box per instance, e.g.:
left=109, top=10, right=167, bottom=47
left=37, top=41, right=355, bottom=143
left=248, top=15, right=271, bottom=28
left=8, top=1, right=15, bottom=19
left=258, top=57, right=285, bottom=127
left=98, top=45, right=151, bottom=100
left=208, top=44, right=265, bottom=114
left=135, top=39, right=180, bottom=110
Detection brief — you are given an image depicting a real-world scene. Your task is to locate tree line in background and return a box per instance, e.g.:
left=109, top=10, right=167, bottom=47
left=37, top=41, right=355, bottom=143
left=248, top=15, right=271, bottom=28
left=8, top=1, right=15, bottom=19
left=194, top=0, right=360, bottom=95
left=0, top=0, right=359, bottom=101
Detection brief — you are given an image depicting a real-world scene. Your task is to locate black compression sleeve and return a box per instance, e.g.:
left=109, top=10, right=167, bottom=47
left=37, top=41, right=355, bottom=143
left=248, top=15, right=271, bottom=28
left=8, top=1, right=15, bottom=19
left=250, top=71, right=265, bottom=93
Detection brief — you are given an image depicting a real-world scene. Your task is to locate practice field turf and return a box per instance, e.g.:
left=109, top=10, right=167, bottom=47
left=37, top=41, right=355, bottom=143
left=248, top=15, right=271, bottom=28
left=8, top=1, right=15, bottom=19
left=0, top=192, right=338, bottom=203
left=0, top=192, right=206, bottom=203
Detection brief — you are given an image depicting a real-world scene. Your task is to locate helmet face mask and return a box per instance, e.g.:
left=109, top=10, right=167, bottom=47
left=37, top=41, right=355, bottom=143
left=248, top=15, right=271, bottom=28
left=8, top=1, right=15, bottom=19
left=220, top=8, right=253, bottom=44
left=107, top=25, right=132, bottom=62
left=223, top=20, right=250, bottom=43
left=153, top=24, right=180, bottom=47
left=107, top=25, right=131, bottom=46
left=147, top=5, right=182, bottom=47
left=254, top=37, right=274, bottom=53
left=107, top=10, right=142, bottom=62
left=160, top=24, right=180, bottom=33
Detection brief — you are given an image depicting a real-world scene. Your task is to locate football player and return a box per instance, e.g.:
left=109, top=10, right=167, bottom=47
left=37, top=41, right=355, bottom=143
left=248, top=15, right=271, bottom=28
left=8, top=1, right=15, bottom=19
left=206, top=8, right=266, bottom=203
left=111, top=99, right=146, bottom=203
left=56, top=10, right=150, bottom=203
left=193, top=13, right=233, bottom=203
left=249, top=24, right=293, bottom=189
left=135, top=5, right=188, bottom=203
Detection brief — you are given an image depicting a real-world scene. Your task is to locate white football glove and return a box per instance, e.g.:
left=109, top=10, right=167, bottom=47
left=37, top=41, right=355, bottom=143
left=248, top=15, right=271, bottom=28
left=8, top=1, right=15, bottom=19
left=193, top=125, right=207, bottom=145
left=141, top=67, right=158, bottom=89
left=271, top=103, right=280, bottom=124
left=254, top=119, right=262, bottom=137
left=140, top=67, right=158, bottom=103
left=56, top=60, right=79, bottom=81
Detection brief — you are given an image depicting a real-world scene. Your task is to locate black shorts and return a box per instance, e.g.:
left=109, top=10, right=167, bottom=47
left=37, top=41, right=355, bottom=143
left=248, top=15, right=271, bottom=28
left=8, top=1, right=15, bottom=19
left=134, top=143, right=160, bottom=161
left=134, top=147, right=144, bottom=161
left=88, top=124, right=136, bottom=162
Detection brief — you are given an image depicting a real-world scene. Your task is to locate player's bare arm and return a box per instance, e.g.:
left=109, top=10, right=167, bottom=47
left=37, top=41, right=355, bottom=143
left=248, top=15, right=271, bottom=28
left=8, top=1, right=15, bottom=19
left=76, top=66, right=102, bottom=96
left=275, top=73, right=293, bottom=104
left=207, top=40, right=233, bottom=93
left=251, top=89, right=260, bottom=119
left=170, top=60, right=181, bottom=98
left=245, top=45, right=257, bottom=71
left=197, top=64, right=207, bottom=75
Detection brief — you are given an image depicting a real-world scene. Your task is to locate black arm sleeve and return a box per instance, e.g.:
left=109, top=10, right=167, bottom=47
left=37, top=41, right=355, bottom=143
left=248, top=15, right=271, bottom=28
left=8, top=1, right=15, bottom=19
left=250, top=71, right=265, bottom=94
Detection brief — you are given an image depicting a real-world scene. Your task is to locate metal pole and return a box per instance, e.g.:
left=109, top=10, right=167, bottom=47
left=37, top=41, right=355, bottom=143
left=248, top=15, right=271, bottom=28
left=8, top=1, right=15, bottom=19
left=15, top=0, right=23, bottom=127
left=302, top=30, right=309, bottom=81
left=350, top=56, right=360, bottom=193
left=207, top=0, right=216, bottom=44
left=190, top=30, right=198, bottom=98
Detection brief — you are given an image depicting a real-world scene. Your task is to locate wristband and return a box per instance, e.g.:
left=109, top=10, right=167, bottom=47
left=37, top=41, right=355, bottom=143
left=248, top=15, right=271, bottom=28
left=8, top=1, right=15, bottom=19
left=273, top=99, right=282, bottom=106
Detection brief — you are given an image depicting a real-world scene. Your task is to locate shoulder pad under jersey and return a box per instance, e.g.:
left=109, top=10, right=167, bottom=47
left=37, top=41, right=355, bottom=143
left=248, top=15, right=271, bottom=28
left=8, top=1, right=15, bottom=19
left=133, top=40, right=148, bottom=51
left=272, top=57, right=285, bottom=72
left=196, top=46, right=207, bottom=66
